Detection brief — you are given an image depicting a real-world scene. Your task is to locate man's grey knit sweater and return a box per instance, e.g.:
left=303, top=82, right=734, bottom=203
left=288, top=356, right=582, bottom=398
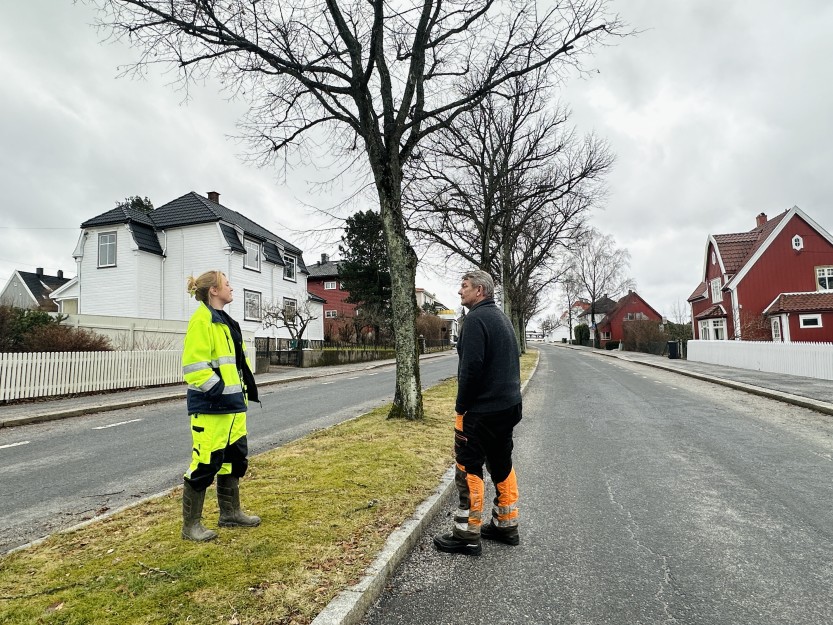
left=455, top=298, right=522, bottom=415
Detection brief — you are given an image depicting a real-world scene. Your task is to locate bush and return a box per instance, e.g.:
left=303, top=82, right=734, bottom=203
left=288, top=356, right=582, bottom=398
left=21, top=324, right=112, bottom=352
left=605, top=340, right=620, bottom=350
left=574, top=324, right=590, bottom=344
left=623, top=320, right=666, bottom=354
left=0, top=306, right=59, bottom=351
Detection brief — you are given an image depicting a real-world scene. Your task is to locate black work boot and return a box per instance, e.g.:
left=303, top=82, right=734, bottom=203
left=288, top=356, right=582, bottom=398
left=217, top=475, right=261, bottom=527
left=433, top=532, right=482, bottom=556
left=182, top=481, right=219, bottom=542
left=480, top=521, right=520, bottom=545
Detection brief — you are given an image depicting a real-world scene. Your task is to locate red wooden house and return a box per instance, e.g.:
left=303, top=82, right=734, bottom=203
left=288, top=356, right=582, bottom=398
left=688, top=207, right=833, bottom=342
left=588, top=290, right=663, bottom=348
left=306, top=254, right=358, bottom=340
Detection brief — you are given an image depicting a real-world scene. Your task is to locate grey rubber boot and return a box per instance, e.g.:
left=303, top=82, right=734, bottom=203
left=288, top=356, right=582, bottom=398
left=217, top=475, right=261, bottom=527
left=182, top=481, right=219, bottom=542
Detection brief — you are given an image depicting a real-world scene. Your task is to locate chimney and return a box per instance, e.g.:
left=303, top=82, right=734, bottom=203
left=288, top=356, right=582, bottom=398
left=756, top=212, right=767, bottom=227
left=36, top=267, right=43, bottom=277
left=57, top=270, right=63, bottom=279
left=207, top=191, right=220, bottom=203
left=321, top=253, right=329, bottom=264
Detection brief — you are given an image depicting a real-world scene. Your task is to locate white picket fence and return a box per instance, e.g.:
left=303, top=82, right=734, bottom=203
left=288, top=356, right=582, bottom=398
left=0, top=350, right=186, bottom=401
left=687, top=340, right=833, bottom=380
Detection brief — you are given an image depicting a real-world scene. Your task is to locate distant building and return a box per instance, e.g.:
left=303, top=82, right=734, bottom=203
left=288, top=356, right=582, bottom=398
left=0, top=268, right=71, bottom=312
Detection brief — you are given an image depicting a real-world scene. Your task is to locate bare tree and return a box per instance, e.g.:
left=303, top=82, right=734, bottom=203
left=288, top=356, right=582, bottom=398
left=405, top=71, right=612, bottom=348
left=261, top=298, right=319, bottom=357
left=569, top=227, right=633, bottom=347
left=93, top=0, right=620, bottom=418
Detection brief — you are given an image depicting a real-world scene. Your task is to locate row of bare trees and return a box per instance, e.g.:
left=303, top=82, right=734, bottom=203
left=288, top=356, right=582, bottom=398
left=92, top=0, right=624, bottom=419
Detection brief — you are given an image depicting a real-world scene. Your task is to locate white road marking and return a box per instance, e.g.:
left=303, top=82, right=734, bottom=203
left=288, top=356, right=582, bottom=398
left=92, top=419, right=143, bottom=430
left=0, top=440, right=30, bottom=450
left=347, top=377, right=359, bottom=380
left=321, top=382, right=334, bottom=385
left=368, top=373, right=379, bottom=376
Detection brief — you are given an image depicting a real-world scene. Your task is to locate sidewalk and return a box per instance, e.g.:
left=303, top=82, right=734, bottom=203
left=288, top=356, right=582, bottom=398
left=0, top=352, right=451, bottom=429
left=560, top=343, right=833, bottom=417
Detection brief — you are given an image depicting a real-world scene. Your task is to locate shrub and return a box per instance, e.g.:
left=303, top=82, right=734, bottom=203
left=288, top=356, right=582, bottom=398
left=574, top=324, right=590, bottom=344
left=0, top=306, right=60, bottom=351
left=623, top=320, right=666, bottom=354
left=21, top=324, right=112, bottom=352
left=605, top=340, right=620, bottom=350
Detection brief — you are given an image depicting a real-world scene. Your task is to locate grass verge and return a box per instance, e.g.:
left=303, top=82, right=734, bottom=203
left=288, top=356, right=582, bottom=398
left=0, top=350, right=539, bottom=625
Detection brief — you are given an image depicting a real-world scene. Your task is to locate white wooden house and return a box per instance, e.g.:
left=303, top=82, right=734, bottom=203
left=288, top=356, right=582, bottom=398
left=50, top=191, right=323, bottom=341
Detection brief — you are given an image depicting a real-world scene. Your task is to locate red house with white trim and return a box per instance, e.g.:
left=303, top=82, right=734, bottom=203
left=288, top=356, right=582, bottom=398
left=306, top=254, right=357, bottom=340
left=585, top=291, right=663, bottom=348
left=688, top=207, right=833, bottom=342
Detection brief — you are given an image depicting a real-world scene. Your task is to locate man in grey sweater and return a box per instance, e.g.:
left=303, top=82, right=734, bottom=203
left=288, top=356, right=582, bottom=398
left=434, top=270, right=522, bottom=556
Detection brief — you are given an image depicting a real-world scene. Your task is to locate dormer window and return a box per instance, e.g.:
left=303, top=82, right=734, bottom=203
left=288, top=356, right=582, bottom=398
left=711, top=251, right=716, bottom=265
left=792, top=235, right=804, bottom=251
left=283, top=254, right=297, bottom=281
left=244, top=238, right=261, bottom=271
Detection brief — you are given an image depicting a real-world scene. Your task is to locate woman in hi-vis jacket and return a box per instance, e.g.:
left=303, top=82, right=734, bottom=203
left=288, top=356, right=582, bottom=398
left=180, top=270, right=260, bottom=541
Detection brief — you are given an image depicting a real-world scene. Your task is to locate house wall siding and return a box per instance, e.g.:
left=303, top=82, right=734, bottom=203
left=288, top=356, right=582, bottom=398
left=785, top=312, right=833, bottom=342
left=79, top=227, right=138, bottom=317
left=136, top=251, right=163, bottom=319
left=0, top=277, right=34, bottom=309
left=736, top=215, right=833, bottom=338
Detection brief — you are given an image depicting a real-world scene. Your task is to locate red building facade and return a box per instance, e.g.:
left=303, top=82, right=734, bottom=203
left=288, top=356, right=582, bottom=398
left=688, top=207, right=833, bottom=342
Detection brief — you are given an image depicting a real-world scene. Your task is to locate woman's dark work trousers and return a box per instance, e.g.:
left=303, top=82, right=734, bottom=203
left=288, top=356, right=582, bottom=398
left=453, top=402, right=522, bottom=540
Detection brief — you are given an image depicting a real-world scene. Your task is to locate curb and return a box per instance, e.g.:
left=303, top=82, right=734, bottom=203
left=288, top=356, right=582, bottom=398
left=310, top=349, right=541, bottom=625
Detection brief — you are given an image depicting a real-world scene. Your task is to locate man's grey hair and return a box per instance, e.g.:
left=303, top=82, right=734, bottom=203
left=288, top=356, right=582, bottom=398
left=462, top=270, right=495, bottom=298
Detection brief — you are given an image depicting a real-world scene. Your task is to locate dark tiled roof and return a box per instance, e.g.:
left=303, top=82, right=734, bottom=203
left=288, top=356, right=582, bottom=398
left=578, top=296, right=618, bottom=317
left=307, top=260, right=341, bottom=278
left=694, top=304, right=727, bottom=320
left=153, top=192, right=304, bottom=255
left=81, top=205, right=155, bottom=228
left=764, top=292, right=833, bottom=314
left=130, top=223, right=164, bottom=255
left=17, top=271, right=71, bottom=311
left=687, top=281, right=707, bottom=302
left=713, top=211, right=789, bottom=274
left=263, top=241, right=285, bottom=266
left=308, top=292, right=327, bottom=304
left=219, top=224, right=246, bottom=253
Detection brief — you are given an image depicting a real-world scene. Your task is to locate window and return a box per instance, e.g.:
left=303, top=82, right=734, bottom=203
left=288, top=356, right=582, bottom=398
left=244, top=290, right=262, bottom=321
left=284, top=255, right=296, bottom=281
left=98, top=232, right=117, bottom=267
left=771, top=317, right=782, bottom=341
left=817, top=266, right=833, bottom=291
left=799, top=314, right=822, bottom=328
left=699, top=320, right=710, bottom=341
left=792, top=235, right=804, bottom=251
left=244, top=238, right=261, bottom=271
left=710, top=278, right=722, bottom=303
left=283, top=297, right=297, bottom=317
left=324, top=281, right=337, bottom=290
left=712, top=318, right=725, bottom=340
left=325, top=309, right=338, bottom=318
left=601, top=331, right=611, bottom=340
left=699, top=318, right=726, bottom=340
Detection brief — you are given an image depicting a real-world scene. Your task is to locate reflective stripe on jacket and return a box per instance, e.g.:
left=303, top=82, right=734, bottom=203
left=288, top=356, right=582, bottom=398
left=182, top=302, right=249, bottom=415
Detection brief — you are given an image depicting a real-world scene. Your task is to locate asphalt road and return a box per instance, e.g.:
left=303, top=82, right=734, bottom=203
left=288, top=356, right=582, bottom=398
left=0, top=354, right=457, bottom=553
left=361, top=344, right=833, bottom=625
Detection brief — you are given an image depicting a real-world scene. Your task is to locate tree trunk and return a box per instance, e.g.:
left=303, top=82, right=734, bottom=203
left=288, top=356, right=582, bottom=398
left=378, top=184, right=424, bottom=420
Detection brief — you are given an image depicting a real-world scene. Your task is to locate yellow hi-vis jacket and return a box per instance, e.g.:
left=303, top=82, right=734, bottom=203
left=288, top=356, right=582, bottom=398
left=182, top=302, right=254, bottom=415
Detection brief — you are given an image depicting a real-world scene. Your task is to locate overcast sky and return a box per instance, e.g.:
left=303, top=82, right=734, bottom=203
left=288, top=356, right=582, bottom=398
left=2, top=1, right=832, bottom=322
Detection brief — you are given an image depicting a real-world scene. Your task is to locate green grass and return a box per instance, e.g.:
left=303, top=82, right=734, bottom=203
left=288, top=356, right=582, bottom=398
left=0, top=350, right=538, bottom=625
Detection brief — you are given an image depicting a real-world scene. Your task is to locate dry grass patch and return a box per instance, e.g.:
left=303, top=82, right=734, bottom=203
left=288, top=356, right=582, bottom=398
left=0, top=350, right=537, bottom=625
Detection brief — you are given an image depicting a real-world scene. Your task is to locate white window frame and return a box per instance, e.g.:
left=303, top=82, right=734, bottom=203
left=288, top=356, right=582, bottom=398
left=699, top=320, right=710, bottom=341
left=244, top=238, right=261, bottom=271
left=816, top=266, right=833, bottom=292
left=712, top=318, right=725, bottom=340
left=324, top=309, right=338, bottom=318
left=244, top=290, right=262, bottom=321
left=98, top=231, right=117, bottom=268
left=792, top=235, right=804, bottom=251
left=600, top=331, right=611, bottom=340
left=710, top=278, right=722, bottom=303
left=799, top=314, right=822, bottom=329
left=324, top=281, right=337, bottom=290
left=283, top=297, right=297, bottom=317
left=283, top=255, right=297, bottom=281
